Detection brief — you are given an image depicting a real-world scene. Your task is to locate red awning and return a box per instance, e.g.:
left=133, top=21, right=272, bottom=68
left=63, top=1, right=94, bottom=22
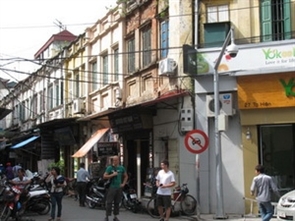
left=72, top=128, right=109, bottom=158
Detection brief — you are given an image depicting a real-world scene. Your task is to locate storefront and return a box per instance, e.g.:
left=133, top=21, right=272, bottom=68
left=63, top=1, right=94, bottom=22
left=238, top=72, right=295, bottom=204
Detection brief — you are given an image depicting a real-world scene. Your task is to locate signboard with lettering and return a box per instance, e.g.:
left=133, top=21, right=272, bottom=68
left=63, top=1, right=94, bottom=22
left=189, top=40, right=295, bottom=76
left=109, top=110, right=152, bottom=133
left=97, top=142, right=118, bottom=156
left=238, top=73, right=295, bottom=109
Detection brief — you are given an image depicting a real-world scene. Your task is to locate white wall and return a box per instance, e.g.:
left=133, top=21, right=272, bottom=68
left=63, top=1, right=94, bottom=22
left=195, top=75, right=245, bottom=214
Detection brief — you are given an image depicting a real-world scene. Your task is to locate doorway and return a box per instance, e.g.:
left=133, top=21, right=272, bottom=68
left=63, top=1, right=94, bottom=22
left=259, top=124, right=295, bottom=195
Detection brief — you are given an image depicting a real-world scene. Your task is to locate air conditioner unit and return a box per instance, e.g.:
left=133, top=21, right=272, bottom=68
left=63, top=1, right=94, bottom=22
left=206, top=93, right=235, bottom=117
left=159, top=58, right=176, bottom=76
left=73, top=98, right=83, bottom=114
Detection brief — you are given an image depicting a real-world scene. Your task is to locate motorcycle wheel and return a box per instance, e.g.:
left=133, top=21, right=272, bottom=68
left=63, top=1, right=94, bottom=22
left=0, top=204, right=11, bottom=221
left=121, top=198, right=131, bottom=210
left=86, top=195, right=97, bottom=209
left=37, top=199, right=51, bottom=215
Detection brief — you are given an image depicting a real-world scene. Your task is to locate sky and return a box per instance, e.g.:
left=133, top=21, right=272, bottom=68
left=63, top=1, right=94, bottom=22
left=0, top=0, right=117, bottom=82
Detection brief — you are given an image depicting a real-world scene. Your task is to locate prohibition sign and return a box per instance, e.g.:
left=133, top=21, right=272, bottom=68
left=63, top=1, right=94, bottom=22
left=184, top=129, right=209, bottom=154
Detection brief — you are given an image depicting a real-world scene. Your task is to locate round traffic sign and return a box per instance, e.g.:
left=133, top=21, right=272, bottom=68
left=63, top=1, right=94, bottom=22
left=184, top=129, right=209, bottom=154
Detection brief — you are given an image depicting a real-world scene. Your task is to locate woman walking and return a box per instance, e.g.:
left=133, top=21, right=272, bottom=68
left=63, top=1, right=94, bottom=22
left=46, top=166, right=67, bottom=221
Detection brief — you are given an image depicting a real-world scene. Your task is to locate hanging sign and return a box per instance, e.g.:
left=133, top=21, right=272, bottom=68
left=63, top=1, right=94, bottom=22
left=184, top=129, right=209, bottom=154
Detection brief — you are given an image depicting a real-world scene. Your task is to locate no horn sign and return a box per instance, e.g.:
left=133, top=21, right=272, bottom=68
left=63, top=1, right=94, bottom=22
left=184, top=129, right=209, bottom=154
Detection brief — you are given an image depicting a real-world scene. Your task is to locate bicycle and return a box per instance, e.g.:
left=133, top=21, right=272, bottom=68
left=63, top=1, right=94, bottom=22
left=146, top=183, right=197, bottom=218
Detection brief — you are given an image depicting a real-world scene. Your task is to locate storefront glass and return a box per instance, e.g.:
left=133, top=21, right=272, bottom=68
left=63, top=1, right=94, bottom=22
left=259, top=124, right=295, bottom=195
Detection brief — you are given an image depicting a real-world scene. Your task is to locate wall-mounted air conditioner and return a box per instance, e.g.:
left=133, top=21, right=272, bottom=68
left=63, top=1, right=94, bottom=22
left=73, top=98, right=83, bottom=114
left=206, top=93, right=235, bottom=117
left=159, top=58, right=177, bottom=76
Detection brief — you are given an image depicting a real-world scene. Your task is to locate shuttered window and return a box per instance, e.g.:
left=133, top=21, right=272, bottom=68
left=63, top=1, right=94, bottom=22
left=160, top=20, right=169, bottom=58
left=127, top=38, right=135, bottom=73
left=142, top=25, right=151, bottom=67
left=260, top=0, right=291, bottom=41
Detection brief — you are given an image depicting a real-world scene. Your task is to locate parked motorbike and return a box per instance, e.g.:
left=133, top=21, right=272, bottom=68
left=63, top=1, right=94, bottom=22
left=86, top=178, right=107, bottom=209
left=25, top=179, right=51, bottom=215
left=121, top=182, right=141, bottom=213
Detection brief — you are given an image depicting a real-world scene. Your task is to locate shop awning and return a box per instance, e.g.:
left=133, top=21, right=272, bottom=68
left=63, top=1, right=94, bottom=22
left=0, top=107, right=12, bottom=120
left=72, top=128, right=109, bottom=158
left=10, top=135, right=40, bottom=149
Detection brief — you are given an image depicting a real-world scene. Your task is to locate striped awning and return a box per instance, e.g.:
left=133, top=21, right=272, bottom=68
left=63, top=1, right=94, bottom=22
left=72, top=128, right=109, bottom=158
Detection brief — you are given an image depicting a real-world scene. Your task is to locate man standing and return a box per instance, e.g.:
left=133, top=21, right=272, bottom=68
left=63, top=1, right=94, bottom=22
left=156, top=159, right=176, bottom=221
left=103, top=155, right=128, bottom=221
left=250, top=164, right=280, bottom=221
left=76, top=162, right=89, bottom=207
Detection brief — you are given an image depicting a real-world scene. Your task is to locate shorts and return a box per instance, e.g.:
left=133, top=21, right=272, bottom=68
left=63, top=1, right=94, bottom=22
left=157, top=194, right=172, bottom=208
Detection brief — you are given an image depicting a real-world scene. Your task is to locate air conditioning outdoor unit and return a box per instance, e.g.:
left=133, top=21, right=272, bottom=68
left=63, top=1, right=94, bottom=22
left=206, top=93, right=235, bottom=117
left=159, top=58, right=176, bottom=76
left=73, top=98, right=83, bottom=114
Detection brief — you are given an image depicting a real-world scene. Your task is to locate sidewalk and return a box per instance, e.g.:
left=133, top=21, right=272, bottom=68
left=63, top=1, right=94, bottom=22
left=15, top=196, right=272, bottom=221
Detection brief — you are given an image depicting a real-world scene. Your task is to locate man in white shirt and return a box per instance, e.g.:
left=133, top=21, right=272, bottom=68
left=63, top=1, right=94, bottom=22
left=156, top=159, right=175, bottom=221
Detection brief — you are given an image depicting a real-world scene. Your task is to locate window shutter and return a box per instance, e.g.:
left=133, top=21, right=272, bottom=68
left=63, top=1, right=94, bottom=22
left=283, top=0, right=291, bottom=39
left=161, top=21, right=169, bottom=58
left=261, top=0, right=272, bottom=42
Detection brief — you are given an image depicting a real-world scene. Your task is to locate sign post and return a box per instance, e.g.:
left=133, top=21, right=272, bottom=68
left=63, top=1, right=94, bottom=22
left=184, top=129, right=209, bottom=154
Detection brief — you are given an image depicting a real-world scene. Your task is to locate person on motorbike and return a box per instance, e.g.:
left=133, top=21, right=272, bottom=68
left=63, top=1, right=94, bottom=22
left=10, top=168, right=32, bottom=214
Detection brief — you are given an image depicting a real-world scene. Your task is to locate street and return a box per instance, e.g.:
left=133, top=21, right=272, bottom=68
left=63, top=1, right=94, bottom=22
left=18, top=195, right=195, bottom=221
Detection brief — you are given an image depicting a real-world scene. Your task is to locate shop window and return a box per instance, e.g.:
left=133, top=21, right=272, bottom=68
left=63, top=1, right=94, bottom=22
left=259, top=124, right=295, bottom=196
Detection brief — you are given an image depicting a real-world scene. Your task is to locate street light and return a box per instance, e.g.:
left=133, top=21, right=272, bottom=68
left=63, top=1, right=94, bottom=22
left=213, top=28, right=238, bottom=219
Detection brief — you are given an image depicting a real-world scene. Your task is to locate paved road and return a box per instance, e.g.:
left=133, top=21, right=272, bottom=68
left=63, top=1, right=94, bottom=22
left=18, top=195, right=195, bottom=221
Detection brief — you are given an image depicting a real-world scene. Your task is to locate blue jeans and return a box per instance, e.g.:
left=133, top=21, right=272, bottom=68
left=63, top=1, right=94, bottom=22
left=50, top=192, right=64, bottom=218
left=258, top=201, right=273, bottom=221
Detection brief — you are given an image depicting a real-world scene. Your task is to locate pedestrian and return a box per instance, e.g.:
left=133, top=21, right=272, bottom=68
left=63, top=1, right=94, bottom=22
left=76, top=162, right=89, bottom=207
left=5, top=162, right=14, bottom=180
left=250, top=164, right=280, bottom=221
left=156, top=159, right=176, bottom=221
left=46, top=166, right=67, bottom=221
left=103, top=155, right=128, bottom=221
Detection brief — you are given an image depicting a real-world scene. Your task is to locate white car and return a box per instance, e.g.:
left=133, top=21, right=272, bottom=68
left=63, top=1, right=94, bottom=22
left=277, top=190, right=295, bottom=221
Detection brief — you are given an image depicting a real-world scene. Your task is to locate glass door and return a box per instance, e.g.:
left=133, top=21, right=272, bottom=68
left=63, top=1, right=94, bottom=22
left=259, top=124, right=295, bottom=195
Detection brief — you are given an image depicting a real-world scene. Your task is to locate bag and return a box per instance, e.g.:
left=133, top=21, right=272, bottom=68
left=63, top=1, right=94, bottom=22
left=104, top=166, right=116, bottom=189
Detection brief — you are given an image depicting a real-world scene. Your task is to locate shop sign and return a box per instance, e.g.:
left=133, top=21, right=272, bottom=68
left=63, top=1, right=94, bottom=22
left=97, top=142, right=118, bottom=156
left=238, top=73, right=295, bottom=109
left=190, top=41, right=295, bottom=76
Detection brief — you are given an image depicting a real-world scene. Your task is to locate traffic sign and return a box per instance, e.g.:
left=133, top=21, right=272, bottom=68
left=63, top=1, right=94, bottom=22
left=184, top=129, right=209, bottom=154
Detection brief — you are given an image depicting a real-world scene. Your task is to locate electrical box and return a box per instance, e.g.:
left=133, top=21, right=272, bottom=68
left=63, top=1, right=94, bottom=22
left=180, top=108, right=193, bottom=132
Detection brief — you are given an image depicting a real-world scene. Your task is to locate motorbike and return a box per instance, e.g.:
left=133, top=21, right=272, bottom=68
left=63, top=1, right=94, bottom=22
left=0, top=178, right=24, bottom=221
left=121, top=177, right=141, bottom=213
left=25, top=178, right=51, bottom=215
left=86, top=178, right=107, bottom=209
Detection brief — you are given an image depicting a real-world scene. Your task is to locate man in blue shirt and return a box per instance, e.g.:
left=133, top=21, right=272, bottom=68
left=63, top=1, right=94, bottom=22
left=76, top=162, right=89, bottom=207
left=250, top=164, right=280, bottom=221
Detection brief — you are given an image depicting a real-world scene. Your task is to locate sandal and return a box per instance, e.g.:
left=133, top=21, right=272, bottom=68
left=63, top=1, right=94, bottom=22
left=57, top=218, right=61, bottom=221
left=48, top=218, right=54, bottom=221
